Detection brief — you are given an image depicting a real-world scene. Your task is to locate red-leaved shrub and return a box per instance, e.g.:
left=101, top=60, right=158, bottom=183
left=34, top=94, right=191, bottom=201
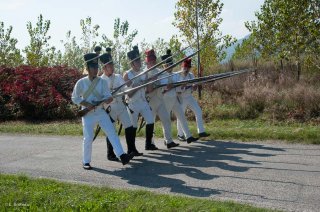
left=0, top=66, right=82, bottom=120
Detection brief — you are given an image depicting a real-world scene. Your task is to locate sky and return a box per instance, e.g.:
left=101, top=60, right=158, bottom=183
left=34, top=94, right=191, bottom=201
left=0, top=0, right=264, bottom=51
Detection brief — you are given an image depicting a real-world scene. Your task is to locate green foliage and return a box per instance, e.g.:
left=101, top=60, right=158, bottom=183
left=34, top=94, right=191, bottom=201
left=173, top=0, right=236, bottom=73
left=232, top=35, right=258, bottom=61
left=0, top=22, right=23, bottom=67
left=245, top=0, right=320, bottom=75
left=60, top=31, right=84, bottom=70
left=100, top=18, right=138, bottom=73
left=80, top=17, right=100, bottom=53
left=23, top=14, right=54, bottom=67
left=139, top=37, right=175, bottom=61
left=168, top=35, right=184, bottom=59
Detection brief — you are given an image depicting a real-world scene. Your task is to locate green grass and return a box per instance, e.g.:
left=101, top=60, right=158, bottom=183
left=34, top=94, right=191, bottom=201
left=0, top=174, right=274, bottom=211
left=0, top=119, right=319, bottom=144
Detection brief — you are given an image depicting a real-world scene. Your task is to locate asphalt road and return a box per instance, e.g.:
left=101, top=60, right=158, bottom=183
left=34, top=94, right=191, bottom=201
left=0, top=134, right=319, bottom=211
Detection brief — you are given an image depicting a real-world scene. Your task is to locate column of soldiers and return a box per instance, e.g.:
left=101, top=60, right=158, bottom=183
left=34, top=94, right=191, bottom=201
left=72, top=45, right=210, bottom=170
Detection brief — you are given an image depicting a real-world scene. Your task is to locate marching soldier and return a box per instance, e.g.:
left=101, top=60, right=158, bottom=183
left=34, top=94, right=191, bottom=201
left=123, top=46, right=158, bottom=150
left=145, top=49, right=179, bottom=149
left=161, top=50, right=198, bottom=144
left=100, top=48, right=143, bottom=161
left=71, top=53, right=134, bottom=169
left=177, top=58, right=210, bottom=141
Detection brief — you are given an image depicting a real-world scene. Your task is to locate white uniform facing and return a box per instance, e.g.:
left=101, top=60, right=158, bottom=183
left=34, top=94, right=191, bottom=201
left=125, top=69, right=154, bottom=127
left=147, top=68, right=174, bottom=144
left=177, top=72, right=205, bottom=136
left=101, top=73, right=132, bottom=129
left=162, top=72, right=193, bottom=139
left=71, top=76, right=125, bottom=164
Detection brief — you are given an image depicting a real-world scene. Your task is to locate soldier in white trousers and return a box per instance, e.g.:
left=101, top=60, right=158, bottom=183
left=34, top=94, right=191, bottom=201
left=71, top=53, right=134, bottom=169
left=123, top=46, right=158, bottom=150
left=100, top=48, right=143, bottom=161
left=177, top=58, right=210, bottom=141
left=160, top=50, right=198, bottom=144
left=144, top=49, right=179, bottom=149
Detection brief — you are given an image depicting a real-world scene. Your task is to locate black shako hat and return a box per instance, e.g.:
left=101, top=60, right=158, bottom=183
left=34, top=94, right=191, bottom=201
left=161, top=49, right=173, bottom=65
left=106, top=47, right=112, bottom=53
left=99, top=48, right=113, bottom=66
left=84, top=53, right=99, bottom=68
left=94, top=46, right=102, bottom=53
left=127, top=46, right=140, bottom=63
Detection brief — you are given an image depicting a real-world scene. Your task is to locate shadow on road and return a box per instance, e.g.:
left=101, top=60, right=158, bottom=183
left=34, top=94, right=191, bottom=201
left=93, top=140, right=284, bottom=197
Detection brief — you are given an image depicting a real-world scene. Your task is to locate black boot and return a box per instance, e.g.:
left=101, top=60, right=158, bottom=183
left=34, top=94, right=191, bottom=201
left=186, top=136, right=198, bottom=144
left=145, top=123, right=158, bottom=150
left=106, top=137, right=119, bottom=161
left=120, top=152, right=135, bottom=165
left=126, top=127, right=143, bottom=156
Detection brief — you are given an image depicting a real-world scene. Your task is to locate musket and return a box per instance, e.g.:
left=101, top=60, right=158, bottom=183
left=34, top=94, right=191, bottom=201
left=112, top=71, right=182, bottom=98
left=196, top=69, right=252, bottom=85
left=76, top=100, right=105, bottom=117
left=147, top=46, right=205, bottom=81
left=118, top=123, right=123, bottom=136
left=112, top=47, right=206, bottom=98
left=155, top=69, right=253, bottom=90
left=137, top=117, right=146, bottom=133
left=111, top=45, right=191, bottom=95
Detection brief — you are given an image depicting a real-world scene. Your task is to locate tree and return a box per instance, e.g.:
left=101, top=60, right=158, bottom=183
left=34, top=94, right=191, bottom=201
left=140, top=37, right=171, bottom=60
left=80, top=17, right=100, bottom=53
left=173, top=0, right=235, bottom=74
left=232, top=35, right=258, bottom=61
left=246, top=0, right=320, bottom=79
left=60, top=31, right=84, bottom=70
left=0, top=21, right=23, bottom=67
left=24, top=14, right=54, bottom=67
left=100, top=18, right=138, bottom=73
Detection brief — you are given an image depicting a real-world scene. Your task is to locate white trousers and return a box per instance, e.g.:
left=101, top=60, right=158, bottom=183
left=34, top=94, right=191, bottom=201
left=127, top=100, right=154, bottom=128
left=109, top=102, right=132, bottom=129
left=163, top=95, right=192, bottom=138
left=177, top=95, right=205, bottom=136
left=149, top=95, right=173, bottom=144
left=82, top=108, right=124, bottom=164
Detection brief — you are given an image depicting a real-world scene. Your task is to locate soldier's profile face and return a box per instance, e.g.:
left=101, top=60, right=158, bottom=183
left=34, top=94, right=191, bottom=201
left=147, top=59, right=156, bottom=67
left=133, top=59, right=142, bottom=70
left=88, top=65, right=98, bottom=75
left=106, top=64, right=114, bottom=74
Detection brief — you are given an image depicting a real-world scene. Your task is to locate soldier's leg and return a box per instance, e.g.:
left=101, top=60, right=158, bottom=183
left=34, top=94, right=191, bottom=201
left=157, top=104, right=180, bottom=148
left=82, top=114, right=96, bottom=165
left=177, top=100, right=188, bottom=139
left=106, top=111, right=119, bottom=161
left=98, top=111, right=134, bottom=165
left=173, top=102, right=198, bottom=143
left=187, top=96, right=205, bottom=134
left=119, top=107, right=143, bottom=156
left=140, top=102, right=157, bottom=150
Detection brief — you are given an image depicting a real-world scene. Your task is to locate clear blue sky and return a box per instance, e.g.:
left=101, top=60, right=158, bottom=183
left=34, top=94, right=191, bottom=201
left=0, top=0, right=264, bottom=50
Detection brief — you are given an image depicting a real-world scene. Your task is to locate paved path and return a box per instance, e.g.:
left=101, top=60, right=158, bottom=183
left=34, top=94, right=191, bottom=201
left=0, top=134, right=320, bottom=211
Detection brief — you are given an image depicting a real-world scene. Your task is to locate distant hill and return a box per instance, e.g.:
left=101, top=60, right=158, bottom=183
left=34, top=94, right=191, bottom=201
left=221, top=34, right=250, bottom=63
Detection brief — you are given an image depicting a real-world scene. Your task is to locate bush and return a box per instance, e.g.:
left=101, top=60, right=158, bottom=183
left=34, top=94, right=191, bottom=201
left=0, top=66, right=82, bottom=120
left=201, top=61, right=320, bottom=122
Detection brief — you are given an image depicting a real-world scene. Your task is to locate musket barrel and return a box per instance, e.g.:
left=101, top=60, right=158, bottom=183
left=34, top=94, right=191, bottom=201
left=111, top=45, right=191, bottom=95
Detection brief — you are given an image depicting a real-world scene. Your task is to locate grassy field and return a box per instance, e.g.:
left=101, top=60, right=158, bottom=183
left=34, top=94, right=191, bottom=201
left=0, top=174, right=274, bottom=211
left=0, top=119, right=319, bottom=144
